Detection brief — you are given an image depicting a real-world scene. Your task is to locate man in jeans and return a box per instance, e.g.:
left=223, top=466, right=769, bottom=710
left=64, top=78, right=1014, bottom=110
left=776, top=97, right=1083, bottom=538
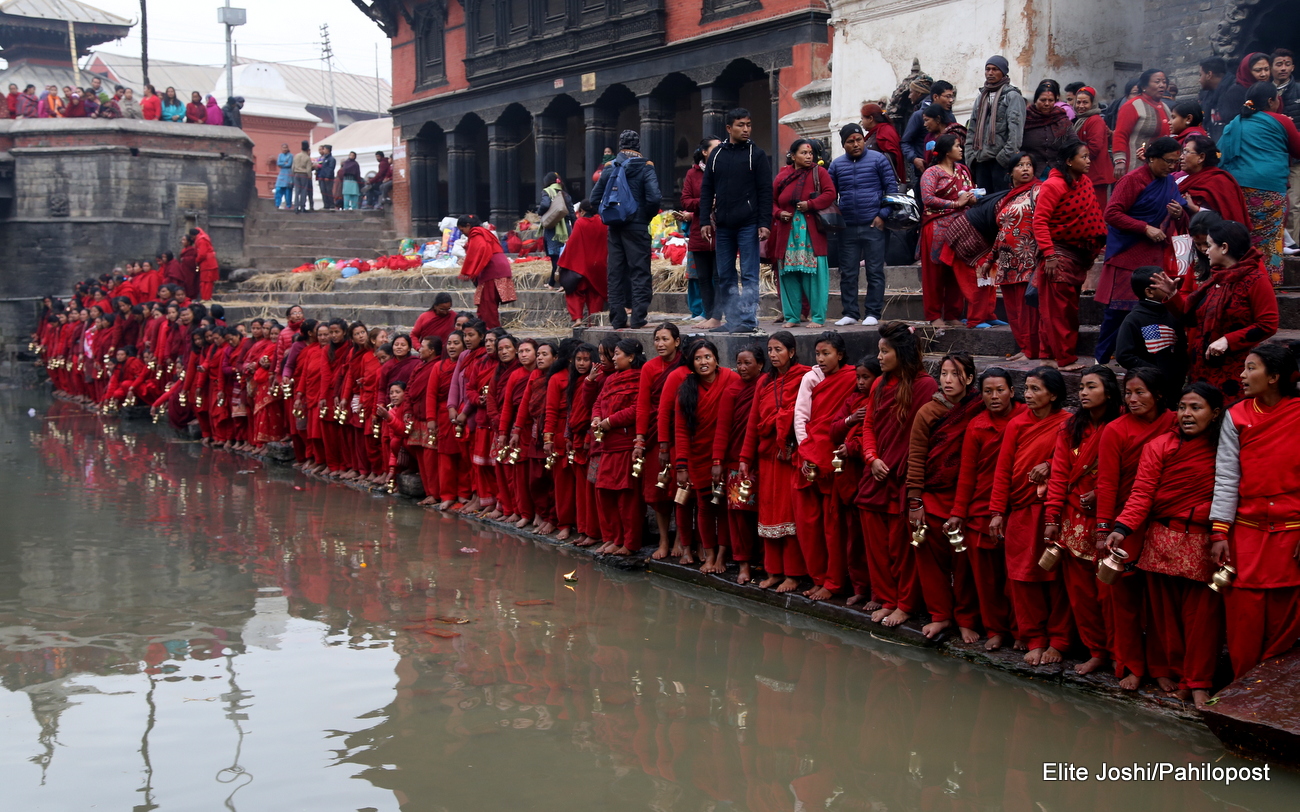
left=591, top=130, right=661, bottom=329
left=700, top=108, right=772, bottom=334
left=316, top=144, right=336, bottom=210
left=829, top=123, right=894, bottom=326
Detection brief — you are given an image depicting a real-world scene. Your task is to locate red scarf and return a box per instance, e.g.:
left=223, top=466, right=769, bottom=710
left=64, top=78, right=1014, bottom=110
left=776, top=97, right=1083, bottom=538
left=1179, top=168, right=1250, bottom=229
left=460, top=226, right=503, bottom=282
left=798, top=365, right=858, bottom=474
left=924, top=391, right=985, bottom=492
left=1042, top=168, right=1106, bottom=252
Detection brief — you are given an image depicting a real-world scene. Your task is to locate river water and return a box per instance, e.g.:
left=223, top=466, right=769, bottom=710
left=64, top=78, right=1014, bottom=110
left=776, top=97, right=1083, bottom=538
left=0, top=390, right=1295, bottom=811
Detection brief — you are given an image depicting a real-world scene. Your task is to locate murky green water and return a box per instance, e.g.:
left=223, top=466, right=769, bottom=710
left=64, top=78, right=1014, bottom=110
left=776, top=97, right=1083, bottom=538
left=0, top=390, right=1296, bottom=811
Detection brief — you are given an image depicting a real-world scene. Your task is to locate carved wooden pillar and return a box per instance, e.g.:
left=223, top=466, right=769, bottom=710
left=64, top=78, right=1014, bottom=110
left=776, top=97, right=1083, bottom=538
left=487, top=121, right=520, bottom=229
left=446, top=130, right=477, bottom=219
left=638, top=93, right=675, bottom=207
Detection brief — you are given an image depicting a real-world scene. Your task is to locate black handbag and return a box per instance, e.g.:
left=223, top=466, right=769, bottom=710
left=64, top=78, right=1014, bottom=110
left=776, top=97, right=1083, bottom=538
left=811, top=168, right=845, bottom=232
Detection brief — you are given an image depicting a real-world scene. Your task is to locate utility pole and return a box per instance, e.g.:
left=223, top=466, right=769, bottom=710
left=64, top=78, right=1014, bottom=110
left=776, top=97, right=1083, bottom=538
left=139, top=0, right=148, bottom=87
left=321, top=24, right=339, bottom=134
left=217, top=1, right=246, bottom=103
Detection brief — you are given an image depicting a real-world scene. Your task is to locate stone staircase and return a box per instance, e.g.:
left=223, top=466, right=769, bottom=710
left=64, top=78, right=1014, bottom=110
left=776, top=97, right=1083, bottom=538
left=214, top=252, right=1300, bottom=388
left=239, top=198, right=397, bottom=274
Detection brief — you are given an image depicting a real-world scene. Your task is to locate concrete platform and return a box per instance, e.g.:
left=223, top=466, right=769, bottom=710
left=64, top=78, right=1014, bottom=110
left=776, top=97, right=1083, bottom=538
left=1201, top=647, right=1300, bottom=763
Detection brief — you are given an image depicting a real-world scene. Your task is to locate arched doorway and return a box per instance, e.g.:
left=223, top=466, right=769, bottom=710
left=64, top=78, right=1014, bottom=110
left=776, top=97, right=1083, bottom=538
left=448, top=113, right=489, bottom=222
left=649, top=73, right=701, bottom=206
left=489, top=104, right=534, bottom=229
left=539, top=94, right=584, bottom=204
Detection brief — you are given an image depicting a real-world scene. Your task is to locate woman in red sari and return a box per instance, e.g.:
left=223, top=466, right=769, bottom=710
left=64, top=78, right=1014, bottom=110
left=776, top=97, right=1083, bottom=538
left=400, top=335, right=441, bottom=500
left=714, top=344, right=766, bottom=584
left=830, top=357, right=879, bottom=605
left=293, top=322, right=332, bottom=472
left=907, top=352, right=983, bottom=642
left=1155, top=220, right=1278, bottom=400
left=496, top=338, right=535, bottom=523
left=739, top=332, right=809, bottom=592
left=557, top=202, right=608, bottom=326
left=1093, top=367, right=1177, bottom=689
left=431, top=332, right=469, bottom=509
left=592, top=338, right=646, bottom=556
left=1177, top=135, right=1250, bottom=229
left=245, top=320, right=281, bottom=452
left=1043, top=366, right=1122, bottom=677
left=657, top=340, right=699, bottom=563
left=851, top=321, right=939, bottom=626
left=485, top=335, right=522, bottom=520
left=1107, top=382, right=1225, bottom=706
left=946, top=367, right=1024, bottom=650
left=190, top=227, right=219, bottom=301
left=567, top=340, right=607, bottom=546
left=633, top=324, right=683, bottom=560
left=989, top=367, right=1072, bottom=666
left=545, top=342, right=595, bottom=541
left=675, top=339, right=741, bottom=573
left=918, top=134, right=979, bottom=327
left=987, top=154, right=1043, bottom=360
left=794, top=332, right=857, bottom=599
left=456, top=328, right=499, bottom=513
left=1210, top=342, right=1300, bottom=677
left=513, top=340, right=558, bottom=533
left=1031, top=140, right=1108, bottom=370
left=457, top=214, right=516, bottom=329
left=1069, top=87, right=1114, bottom=207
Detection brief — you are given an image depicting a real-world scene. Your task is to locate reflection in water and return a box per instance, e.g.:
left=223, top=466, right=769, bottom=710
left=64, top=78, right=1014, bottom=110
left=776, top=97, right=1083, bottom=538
left=0, top=392, right=1295, bottom=811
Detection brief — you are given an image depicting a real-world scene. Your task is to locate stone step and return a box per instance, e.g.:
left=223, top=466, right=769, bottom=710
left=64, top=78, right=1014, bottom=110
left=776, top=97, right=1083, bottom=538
left=223, top=287, right=572, bottom=312
left=217, top=301, right=531, bottom=329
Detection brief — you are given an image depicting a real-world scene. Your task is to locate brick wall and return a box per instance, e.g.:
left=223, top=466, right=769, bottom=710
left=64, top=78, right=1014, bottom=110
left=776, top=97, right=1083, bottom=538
left=391, top=0, right=471, bottom=109
left=664, top=0, right=826, bottom=42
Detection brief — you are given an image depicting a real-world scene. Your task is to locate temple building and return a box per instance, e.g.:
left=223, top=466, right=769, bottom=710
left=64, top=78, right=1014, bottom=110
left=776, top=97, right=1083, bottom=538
left=353, top=0, right=831, bottom=236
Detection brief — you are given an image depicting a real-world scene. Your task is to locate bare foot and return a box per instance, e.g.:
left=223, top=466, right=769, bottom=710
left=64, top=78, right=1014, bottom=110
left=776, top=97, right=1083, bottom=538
left=651, top=544, right=671, bottom=561
left=871, top=607, right=892, bottom=623
left=1006, top=352, right=1027, bottom=362
left=984, top=634, right=1005, bottom=651
left=670, top=544, right=686, bottom=558
left=503, top=514, right=520, bottom=524
left=1118, top=673, right=1141, bottom=691
left=699, top=550, right=725, bottom=574
left=679, top=553, right=697, bottom=565
left=1155, top=676, right=1177, bottom=693
left=576, top=537, right=601, bottom=548
left=737, top=563, right=752, bottom=585
left=806, top=586, right=834, bottom=601
left=1013, top=639, right=1029, bottom=652
left=758, top=575, right=782, bottom=589
left=537, top=522, right=555, bottom=535
left=1192, top=689, right=1212, bottom=708
left=555, top=528, right=572, bottom=541
left=485, top=509, right=503, bottom=520
left=1060, top=362, right=1085, bottom=372
left=1040, top=646, right=1063, bottom=665
left=610, top=546, right=633, bottom=556
left=864, top=600, right=883, bottom=612
left=959, top=627, right=981, bottom=644
left=775, top=577, right=800, bottom=594
left=437, top=500, right=454, bottom=510
left=418, top=496, right=438, bottom=506
left=846, top=593, right=868, bottom=607
left=881, top=609, right=910, bottom=628
left=1074, top=657, right=1107, bottom=675
left=515, top=517, right=531, bottom=529
left=1024, top=647, right=1045, bottom=666
left=922, top=619, right=951, bottom=639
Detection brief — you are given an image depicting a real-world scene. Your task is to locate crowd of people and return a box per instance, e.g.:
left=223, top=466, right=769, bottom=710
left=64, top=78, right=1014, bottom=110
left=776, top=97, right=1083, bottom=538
left=29, top=266, right=1300, bottom=703
left=570, top=52, right=1300, bottom=374
left=273, top=142, right=393, bottom=213
left=3, top=77, right=245, bottom=126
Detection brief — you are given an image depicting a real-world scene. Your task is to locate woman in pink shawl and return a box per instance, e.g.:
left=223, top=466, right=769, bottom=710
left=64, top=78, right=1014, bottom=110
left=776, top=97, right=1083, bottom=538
left=204, top=95, right=224, bottom=126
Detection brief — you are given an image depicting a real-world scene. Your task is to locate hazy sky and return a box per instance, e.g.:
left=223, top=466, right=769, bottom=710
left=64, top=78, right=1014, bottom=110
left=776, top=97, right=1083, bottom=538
left=74, top=0, right=392, bottom=82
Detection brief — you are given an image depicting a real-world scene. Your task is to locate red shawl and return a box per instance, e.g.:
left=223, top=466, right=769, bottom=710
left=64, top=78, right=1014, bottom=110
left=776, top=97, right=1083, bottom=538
left=854, top=372, right=938, bottom=512
left=990, top=408, right=1071, bottom=513
left=1034, top=168, right=1106, bottom=253
left=797, top=364, right=858, bottom=483
left=741, top=364, right=810, bottom=464
left=923, top=391, right=985, bottom=493
left=714, top=376, right=758, bottom=466
left=1178, top=168, right=1250, bottom=229
left=595, top=367, right=641, bottom=453
left=498, top=365, right=531, bottom=435
left=459, top=226, right=503, bottom=282
left=430, top=358, right=461, bottom=455
left=558, top=215, right=609, bottom=299
left=1045, top=421, right=1106, bottom=524
left=1117, top=429, right=1216, bottom=531
left=675, top=368, right=741, bottom=486
left=410, top=309, right=457, bottom=348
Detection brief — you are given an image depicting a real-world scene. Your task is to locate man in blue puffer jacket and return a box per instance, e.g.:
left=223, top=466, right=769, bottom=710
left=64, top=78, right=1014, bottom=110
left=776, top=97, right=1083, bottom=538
left=829, top=123, right=895, bottom=326
left=591, top=129, right=662, bottom=329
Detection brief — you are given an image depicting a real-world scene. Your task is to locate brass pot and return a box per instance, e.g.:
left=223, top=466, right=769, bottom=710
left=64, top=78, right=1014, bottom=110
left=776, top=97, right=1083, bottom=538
left=507, top=446, right=521, bottom=465
left=592, top=426, right=605, bottom=443
left=831, top=450, right=843, bottom=473
left=454, top=424, right=464, bottom=439
left=710, top=481, right=726, bottom=505
left=737, top=479, right=753, bottom=502
left=804, top=462, right=819, bottom=482
left=674, top=485, right=692, bottom=505
left=567, top=449, right=576, bottom=465
left=1038, top=541, right=1066, bottom=571
left=656, top=464, right=672, bottom=490
left=946, top=526, right=967, bottom=553
left=1096, top=548, right=1130, bottom=585
left=630, top=457, right=644, bottom=478
left=544, top=453, right=558, bottom=471
left=1208, top=564, right=1237, bottom=593
left=910, top=519, right=927, bottom=548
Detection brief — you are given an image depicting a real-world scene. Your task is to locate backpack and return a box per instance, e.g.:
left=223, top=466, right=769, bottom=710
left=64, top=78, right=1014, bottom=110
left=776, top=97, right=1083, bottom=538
left=598, top=159, right=637, bottom=225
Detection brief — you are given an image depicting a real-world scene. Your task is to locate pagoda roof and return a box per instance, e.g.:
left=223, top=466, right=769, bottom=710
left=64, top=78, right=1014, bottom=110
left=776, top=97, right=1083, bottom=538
left=0, top=0, right=131, bottom=28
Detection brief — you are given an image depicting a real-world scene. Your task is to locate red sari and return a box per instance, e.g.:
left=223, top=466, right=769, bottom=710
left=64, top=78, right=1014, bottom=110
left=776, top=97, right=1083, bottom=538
left=558, top=215, right=609, bottom=321
left=498, top=364, right=534, bottom=518
left=990, top=407, right=1073, bottom=651
left=715, top=376, right=760, bottom=563
left=1117, top=429, right=1223, bottom=690
left=459, top=226, right=516, bottom=328
left=1177, top=167, right=1250, bottom=229
left=593, top=367, right=643, bottom=550
left=635, top=353, right=681, bottom=506
left=1216, top=397, right=1300, bottom=676
left=794, top=365, right=858, bottom=592
left=674, top=368, right=741, bottom=551
left=919, top=163, right=974, bottom=323
left=741, top=364, right=811, bottom=578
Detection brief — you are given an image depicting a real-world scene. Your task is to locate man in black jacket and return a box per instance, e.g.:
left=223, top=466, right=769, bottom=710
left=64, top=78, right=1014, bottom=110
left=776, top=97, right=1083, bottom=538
left=591, top=130, right=661, bottom=329
left=699, top=108, right=773, bottom=333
